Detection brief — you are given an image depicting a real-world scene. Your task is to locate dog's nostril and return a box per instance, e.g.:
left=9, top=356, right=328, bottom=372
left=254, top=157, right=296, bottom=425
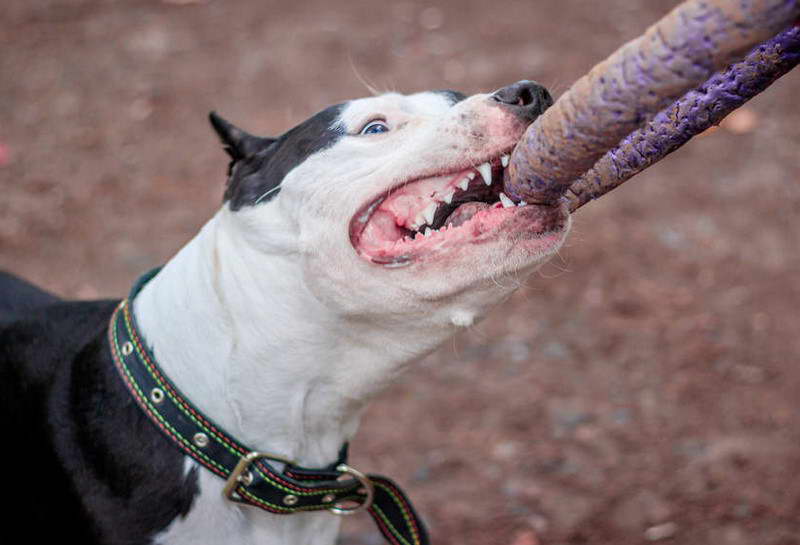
left=517, top=87, right=534, bottom=106
left=491, top=80, right=552, bottom=117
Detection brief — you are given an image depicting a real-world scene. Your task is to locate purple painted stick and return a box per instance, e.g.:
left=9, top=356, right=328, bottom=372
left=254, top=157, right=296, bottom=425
left=503, top=0, right=800, bottom=205
left=566, top=25, right=800, bottom=212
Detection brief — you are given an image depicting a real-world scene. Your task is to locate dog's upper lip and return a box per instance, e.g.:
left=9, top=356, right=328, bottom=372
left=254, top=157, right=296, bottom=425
left=348, top=149, right=567, bottom=266
left=350, top=151, right=513, bottom=231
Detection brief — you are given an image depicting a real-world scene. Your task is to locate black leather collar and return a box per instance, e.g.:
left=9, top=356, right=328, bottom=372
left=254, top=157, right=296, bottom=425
left=108, top=269, right=429, bottom=545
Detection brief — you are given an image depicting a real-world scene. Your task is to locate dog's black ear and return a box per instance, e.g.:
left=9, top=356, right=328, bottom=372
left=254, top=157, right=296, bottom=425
left=209, top=111, right=275, bottom=161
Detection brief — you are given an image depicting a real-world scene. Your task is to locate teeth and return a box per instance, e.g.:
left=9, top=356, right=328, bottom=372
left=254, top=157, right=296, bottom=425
left=458, top=178, right=469, bottom=191
left=518, top=200, right=527, bottom=207
left=423, top=202, right=437, bottom=225
left=442, top=190, right=454, bottom=204
left=501, top=155, right=510, bottom=168
left=478, top=162, right=492, bottom=186
left=467, top=171, right=476, bottom=180
left=499, top=192, right=515, bottom=208
left=424, top=227, right=432, bottom=237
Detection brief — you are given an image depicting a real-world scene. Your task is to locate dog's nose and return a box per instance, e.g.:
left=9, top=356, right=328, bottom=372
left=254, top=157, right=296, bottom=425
left=490, top=80, right=553, bottom=122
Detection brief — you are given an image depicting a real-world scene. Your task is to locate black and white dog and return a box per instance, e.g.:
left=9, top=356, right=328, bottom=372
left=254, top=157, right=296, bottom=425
left=0, top=81, right=569, bottom=545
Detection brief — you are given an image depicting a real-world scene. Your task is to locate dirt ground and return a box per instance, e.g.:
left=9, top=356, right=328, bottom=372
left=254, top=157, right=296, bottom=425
left=2, top=1, right=800, bottom=544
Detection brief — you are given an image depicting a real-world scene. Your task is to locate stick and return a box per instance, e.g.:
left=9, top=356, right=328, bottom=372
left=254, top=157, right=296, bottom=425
left=566, top=24, right=800, bottom=212
left=503, top=0, right=800, bottom=205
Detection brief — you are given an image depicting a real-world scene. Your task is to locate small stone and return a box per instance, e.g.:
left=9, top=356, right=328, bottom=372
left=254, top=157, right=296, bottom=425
left=732, top=364, right=766, bottom=384
left=541, top=341, right=570, bottom=360
left=129, top=98, right=154, bottom=121
left=507, top=341, right=530, bottom=362
left=527, top=513, right=549, bottom=534
left=644, top=522, right=678, bottom=541
left=733, top=503, right=752, bottom=519
left=611, top=408, right=631, bottom=425
left=509, top=529, right=540, bottom=545
left=492, top=440, right=519, bottom=460
left=574, top=424, right=601, bottom=441
left=419, top=7, right=444, bottom=30
left=721, top=108, right=758, bottom=134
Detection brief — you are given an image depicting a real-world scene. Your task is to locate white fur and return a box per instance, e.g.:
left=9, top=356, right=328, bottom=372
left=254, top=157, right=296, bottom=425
left=138, top=90, right=570, bottom=545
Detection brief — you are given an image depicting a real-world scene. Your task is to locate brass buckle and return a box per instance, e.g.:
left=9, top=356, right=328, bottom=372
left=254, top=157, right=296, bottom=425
left=328, top=464, right=375, bottom=516
left=223, top=451, right=297, bottom=501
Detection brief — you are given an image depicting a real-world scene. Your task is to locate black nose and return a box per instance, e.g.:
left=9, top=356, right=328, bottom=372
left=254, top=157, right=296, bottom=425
left=490, top=80, right=553, bottom=122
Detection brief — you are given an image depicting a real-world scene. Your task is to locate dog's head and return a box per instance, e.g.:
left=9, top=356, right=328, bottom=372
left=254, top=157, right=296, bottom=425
left=210, top=81, right=570, bottom=327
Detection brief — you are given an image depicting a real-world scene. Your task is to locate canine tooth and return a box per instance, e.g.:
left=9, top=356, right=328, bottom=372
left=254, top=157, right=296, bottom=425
left=458, top=178, right=469, bottom=191
left=478, top=162, right=492, bottom=185
left=443, top=190, right=454, bottom=204
left=501, top=155, right=510, bottom=168
left=499, top=192, right=514, bottom=208
left=423, top=202, right=437, bottom=225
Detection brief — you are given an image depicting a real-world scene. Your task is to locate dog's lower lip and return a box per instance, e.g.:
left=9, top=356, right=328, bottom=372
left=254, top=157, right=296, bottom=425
left=370, top=254, right=412, bottom=267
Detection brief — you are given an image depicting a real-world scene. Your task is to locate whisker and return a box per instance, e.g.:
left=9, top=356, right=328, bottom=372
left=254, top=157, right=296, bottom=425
left=255, top=185, right=282, bottom=204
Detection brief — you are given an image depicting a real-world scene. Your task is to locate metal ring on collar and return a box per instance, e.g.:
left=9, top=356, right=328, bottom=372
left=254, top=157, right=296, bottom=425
left=223, top=451, right=298, bottom=501
left=328, top=463, right=375, bottom=516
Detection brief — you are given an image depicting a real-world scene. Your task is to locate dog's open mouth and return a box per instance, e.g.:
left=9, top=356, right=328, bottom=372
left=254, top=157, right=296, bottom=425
left=349, top=152, right=566, bottom=266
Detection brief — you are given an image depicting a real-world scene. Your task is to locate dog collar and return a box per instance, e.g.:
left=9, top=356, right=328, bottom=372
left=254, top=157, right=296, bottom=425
left=108, top=268, right=429, bottom=545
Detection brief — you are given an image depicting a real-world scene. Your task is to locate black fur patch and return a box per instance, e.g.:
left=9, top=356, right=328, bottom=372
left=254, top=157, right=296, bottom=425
left=0, top=271, right=59, bottom=326
left=0, top=273, right=198, bottom=544
left=223, top=103, right=346, bottom=210
left=433, top=89, right=467, bottom=105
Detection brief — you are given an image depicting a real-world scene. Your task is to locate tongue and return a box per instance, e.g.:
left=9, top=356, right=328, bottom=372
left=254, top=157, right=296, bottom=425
left=361, top=209, right=407, bottom=247
left=444, top=202, right=490, bottom=228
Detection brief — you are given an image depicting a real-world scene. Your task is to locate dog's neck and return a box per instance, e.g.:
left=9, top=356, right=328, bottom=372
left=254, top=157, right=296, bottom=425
left=133, top=209, right=451, bottom=469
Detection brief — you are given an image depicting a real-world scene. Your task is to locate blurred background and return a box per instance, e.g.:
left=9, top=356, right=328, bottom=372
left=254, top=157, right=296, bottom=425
left=2, top=1, right=799, bottom=543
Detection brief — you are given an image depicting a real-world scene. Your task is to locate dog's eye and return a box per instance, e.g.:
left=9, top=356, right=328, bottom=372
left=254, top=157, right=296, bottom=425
left=360, top=120, right=390, bottom=135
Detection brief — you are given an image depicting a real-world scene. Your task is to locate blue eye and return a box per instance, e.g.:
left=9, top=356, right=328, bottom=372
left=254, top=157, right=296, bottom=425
left=360, top=120, right=390, bottom=135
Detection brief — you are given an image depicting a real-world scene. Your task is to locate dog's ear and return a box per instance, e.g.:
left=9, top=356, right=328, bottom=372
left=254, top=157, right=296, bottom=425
left=209, top=112, right=276, bottom=161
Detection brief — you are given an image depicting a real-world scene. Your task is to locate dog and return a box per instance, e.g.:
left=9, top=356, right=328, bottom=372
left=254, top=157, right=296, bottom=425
left=0, top=81, right=570, bottom=545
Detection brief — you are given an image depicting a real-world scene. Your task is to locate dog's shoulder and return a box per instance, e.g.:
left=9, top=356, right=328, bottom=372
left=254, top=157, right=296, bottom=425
left=0, top=280, right=199, bottom=544
left=0, top=270, right=61, bottom=326
left=0, top=290, right=118, bottom=387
